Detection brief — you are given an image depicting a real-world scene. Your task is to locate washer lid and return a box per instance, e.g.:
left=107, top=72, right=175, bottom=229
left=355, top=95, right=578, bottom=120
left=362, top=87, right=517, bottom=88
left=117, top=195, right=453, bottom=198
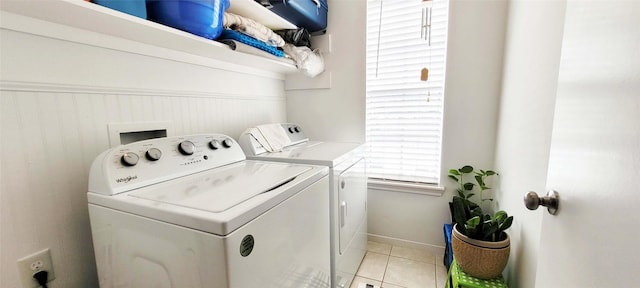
left=88, top=161, right=328, bottom=235
left=128, top=162, right=311, bottom=213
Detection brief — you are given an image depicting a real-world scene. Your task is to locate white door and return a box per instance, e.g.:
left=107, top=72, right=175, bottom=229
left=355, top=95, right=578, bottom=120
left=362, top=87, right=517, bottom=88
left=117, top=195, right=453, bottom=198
left=535, top=1, right=640, bottom=287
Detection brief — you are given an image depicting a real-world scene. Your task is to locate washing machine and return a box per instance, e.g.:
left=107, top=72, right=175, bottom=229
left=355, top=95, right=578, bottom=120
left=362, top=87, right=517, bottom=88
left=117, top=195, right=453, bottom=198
left=87, top=134, right=331, bottom=288
left=238, top=124, right=367, bottom=288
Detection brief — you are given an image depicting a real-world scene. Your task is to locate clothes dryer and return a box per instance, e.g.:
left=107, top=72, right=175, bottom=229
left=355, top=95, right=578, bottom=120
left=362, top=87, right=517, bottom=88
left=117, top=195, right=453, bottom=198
left=87, top=134, right=330, bottom=288
left=239, top=124, right=367, bottom=288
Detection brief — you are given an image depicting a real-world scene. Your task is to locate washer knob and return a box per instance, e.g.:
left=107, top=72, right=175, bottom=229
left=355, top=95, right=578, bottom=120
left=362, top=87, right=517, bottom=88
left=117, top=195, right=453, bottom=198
left=294, top=126, right=301, bottom=133
left=121, top=152, right=139, bottom=166
left=288, top=127, right=295, bottom=133
left=222, top=139, right=233, bottom=148
left=209, top=140, right=221, bottom=150
left=145, top=148, right=162, bottom=161
left=178, top=141, right=196, bottom=155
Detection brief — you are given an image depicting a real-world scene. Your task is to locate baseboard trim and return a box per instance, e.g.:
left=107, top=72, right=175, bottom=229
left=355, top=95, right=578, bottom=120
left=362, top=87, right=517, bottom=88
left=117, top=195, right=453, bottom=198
left=367, top=233, right=445, bottom=256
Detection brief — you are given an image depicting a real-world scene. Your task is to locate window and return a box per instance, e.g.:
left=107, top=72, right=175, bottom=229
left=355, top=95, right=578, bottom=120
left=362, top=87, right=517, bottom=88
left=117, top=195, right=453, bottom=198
left=366, top=0, right=449, bottom=186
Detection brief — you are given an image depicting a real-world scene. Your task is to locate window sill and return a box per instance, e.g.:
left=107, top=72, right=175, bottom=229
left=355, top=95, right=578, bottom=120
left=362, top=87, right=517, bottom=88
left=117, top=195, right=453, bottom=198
left=367, top=178, right=445, bottom=196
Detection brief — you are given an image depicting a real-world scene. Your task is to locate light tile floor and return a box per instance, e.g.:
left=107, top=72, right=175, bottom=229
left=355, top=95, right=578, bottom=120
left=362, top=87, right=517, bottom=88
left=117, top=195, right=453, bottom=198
left=350, top=241, right=448, bottom=288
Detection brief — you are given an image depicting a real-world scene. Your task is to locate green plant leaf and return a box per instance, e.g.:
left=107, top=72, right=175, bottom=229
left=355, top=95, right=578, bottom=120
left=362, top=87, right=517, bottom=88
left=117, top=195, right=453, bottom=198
left=457, top=223, right=467, bottom=234
left=448, top=175, right=459, bottom=182
left=460, top=165, right=473, bottom=173
left=452, top=196, right=468, bottom=225
left=486, top=170, right=496, bottom=176
left=470, top=206, right=483, bottom=218
left=475, top=175, right=484, bottom=186
left=466, top=216, right=481, bottom=229
left=464, top=216, right=481, bottom=238
left=457, top=190, right=465, bottom=198
left=483, top=222, right=498, bottom=240
left=449, top=169, right=460, bottom=176
left=466, top=193, right=475, bottom=199
left=494, top=210, right=507, bottom=223
left=463, top=182, right=475, bottom=190
left=499, top=216, right=514, bottom=231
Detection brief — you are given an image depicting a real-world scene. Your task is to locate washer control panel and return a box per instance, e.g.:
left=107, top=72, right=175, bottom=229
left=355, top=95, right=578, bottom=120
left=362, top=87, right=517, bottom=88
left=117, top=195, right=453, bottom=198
left=89, top=134, right=244, bottom=195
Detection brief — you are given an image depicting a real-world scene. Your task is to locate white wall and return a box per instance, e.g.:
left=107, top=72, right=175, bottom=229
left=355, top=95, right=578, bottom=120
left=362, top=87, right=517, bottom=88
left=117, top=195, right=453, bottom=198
left=368, top=0, right=508, bottom=249
left=0, top=1, right=571, bottom=287
left=285, top=0, right=367, bottom=143
left=285, top=0, right=508, bottom=250
left=0, top=28, right=286, bottom=288
left=493, top=1, right=565, bottom=287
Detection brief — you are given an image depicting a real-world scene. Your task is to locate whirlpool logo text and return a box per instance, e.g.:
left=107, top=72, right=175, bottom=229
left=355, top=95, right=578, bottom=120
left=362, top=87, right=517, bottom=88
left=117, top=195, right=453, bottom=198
left=116, top=175, right=138, bottom=183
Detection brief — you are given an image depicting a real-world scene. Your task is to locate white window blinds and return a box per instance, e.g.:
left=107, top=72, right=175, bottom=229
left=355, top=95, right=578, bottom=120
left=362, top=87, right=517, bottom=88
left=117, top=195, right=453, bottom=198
left=366, top=0, right=449, bottom=184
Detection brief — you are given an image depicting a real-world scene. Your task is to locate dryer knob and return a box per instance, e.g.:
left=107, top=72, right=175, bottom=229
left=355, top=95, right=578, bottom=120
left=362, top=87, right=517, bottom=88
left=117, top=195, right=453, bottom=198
left=209, top=140, right=221, bottom=150
left=121, top=152, right=139, bottom=166
left=288, top=127, right=295, bottom=133
left=222, top=139, right=233, bottom=148
left=178, top=141, right=196, bottom=155
left=294, top=126, right=301, bottom=133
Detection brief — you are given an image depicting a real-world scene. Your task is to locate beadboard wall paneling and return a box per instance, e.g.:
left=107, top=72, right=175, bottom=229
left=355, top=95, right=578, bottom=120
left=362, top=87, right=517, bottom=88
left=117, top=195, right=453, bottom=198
left=1, top=90, right=286, bottom=288
left=1, top=25, right=287, bottom=287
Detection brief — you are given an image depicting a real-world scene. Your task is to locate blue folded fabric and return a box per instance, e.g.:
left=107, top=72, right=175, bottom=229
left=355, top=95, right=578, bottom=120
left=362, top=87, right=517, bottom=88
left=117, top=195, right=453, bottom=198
left=220, top=30, right=285, bottom=58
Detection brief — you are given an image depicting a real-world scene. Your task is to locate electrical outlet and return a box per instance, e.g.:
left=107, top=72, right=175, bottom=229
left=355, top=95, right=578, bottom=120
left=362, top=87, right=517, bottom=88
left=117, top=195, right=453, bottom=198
left=17, top=248, right=56, bottom=288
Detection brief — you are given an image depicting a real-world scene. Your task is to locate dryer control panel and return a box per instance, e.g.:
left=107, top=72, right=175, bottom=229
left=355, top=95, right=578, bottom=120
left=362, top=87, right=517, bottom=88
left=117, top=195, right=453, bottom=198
left=239, top=123, right=309, bottom=156
left=280, top=123, right=308, bottom=143
left=89, top=134, right=245, bottom=195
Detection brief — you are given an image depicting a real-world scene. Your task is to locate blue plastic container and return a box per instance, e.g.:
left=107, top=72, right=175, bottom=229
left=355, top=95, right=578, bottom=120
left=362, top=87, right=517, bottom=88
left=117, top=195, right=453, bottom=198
left=146, top=0, right=229, bottom=40
left=268, top=0, right=328, bottom=33
left=93, top=0, right=147, bottom=19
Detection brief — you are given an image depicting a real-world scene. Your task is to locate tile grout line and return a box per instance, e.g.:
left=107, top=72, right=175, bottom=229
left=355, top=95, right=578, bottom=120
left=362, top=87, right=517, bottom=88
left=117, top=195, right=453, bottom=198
left=384, top=247, right=409, bottom=288
left=367, top=242, right=441, bottom=288
left=432, top=258, right=442, bottom=288
left=381, top=252, right=389, bottom=286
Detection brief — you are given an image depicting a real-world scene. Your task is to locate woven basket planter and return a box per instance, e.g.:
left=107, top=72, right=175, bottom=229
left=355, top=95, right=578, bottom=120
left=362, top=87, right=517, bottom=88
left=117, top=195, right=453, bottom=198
left=451, top=224, right=510, bottom=279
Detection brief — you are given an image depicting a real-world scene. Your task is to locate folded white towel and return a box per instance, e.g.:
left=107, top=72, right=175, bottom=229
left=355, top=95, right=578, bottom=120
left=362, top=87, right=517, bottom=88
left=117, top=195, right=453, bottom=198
left=244, top=127, right=270, bottom=151
left=223, top=12, right=286, bottom=47
left=256, top=124, right=291, bottom=152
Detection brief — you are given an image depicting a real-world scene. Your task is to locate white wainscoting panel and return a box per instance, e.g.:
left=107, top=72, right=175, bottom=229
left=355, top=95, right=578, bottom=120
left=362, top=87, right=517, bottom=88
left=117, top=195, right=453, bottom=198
left=1, top=22, right=286, bottom=287
left=0, top=89, right=286, bottom=288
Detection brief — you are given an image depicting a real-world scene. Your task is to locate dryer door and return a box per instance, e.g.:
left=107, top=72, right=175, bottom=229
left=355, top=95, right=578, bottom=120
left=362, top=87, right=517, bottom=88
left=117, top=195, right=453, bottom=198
left=337, top=157, right=367, bottom=254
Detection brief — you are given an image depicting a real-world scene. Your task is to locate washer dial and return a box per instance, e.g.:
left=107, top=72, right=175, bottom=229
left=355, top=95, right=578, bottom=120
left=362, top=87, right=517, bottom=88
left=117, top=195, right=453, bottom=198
left=209, top=140, right=221, bottom=150
left=178, top=141, right=196, bottom=155
left=121, top=152, right=139, bottom=166
left=146, top=148, right=162, bottom=161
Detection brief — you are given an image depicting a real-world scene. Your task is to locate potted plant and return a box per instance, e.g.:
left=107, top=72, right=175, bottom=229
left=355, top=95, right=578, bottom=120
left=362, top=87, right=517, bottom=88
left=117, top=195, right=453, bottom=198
left=448, top=166, right=513, bottom=279
left=448, top=165, right=497, bottom=223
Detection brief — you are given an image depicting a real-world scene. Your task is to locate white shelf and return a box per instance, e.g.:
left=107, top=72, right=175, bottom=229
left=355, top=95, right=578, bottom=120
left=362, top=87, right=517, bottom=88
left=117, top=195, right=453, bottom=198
left=0, top=0, right=297, bottom=78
